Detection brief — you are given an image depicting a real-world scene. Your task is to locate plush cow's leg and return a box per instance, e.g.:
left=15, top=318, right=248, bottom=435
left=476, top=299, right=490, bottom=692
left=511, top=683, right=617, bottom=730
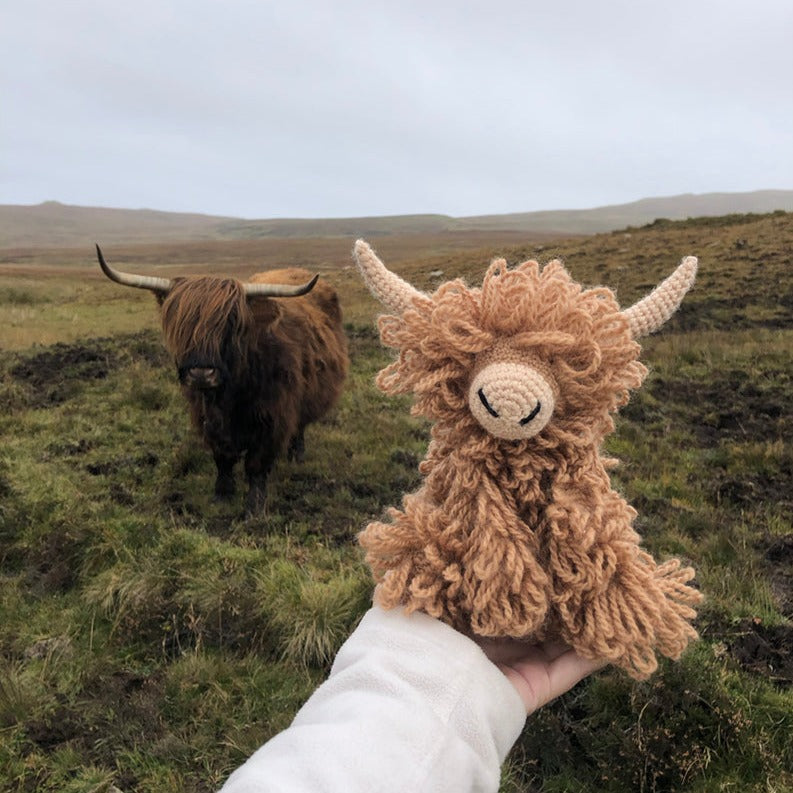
left=213, top=453, right=238, bottom=500
left=544, top=492, right=701, bottom=678
left=552, top=549, right=701, bottom=680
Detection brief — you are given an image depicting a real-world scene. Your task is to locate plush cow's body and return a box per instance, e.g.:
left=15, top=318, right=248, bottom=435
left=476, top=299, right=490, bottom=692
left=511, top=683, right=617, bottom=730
left=353, top=239, right=702, bottom=679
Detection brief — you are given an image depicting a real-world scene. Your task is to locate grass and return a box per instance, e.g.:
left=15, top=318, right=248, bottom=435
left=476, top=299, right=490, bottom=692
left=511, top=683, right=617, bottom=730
left=1, top=212, right=792, bottom=791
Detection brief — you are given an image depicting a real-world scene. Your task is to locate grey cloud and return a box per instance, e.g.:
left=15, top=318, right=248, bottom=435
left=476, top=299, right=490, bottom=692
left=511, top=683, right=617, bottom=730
left=1, top=0, right=791, bottom=217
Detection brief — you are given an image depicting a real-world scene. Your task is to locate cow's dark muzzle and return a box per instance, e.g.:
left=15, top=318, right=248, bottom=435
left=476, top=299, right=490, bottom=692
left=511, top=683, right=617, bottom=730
left=179, top=365, right=223, bottom=390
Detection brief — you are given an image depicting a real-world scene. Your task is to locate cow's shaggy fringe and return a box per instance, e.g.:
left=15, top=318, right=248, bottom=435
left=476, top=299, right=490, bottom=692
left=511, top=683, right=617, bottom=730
left=161, top=278, right=252, bottom=369
left=360, top=258, right=701, bottom=680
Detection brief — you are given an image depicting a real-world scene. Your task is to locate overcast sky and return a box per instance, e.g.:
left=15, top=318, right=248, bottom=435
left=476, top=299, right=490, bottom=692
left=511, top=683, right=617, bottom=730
left=2, top=0, right=792, bottom=219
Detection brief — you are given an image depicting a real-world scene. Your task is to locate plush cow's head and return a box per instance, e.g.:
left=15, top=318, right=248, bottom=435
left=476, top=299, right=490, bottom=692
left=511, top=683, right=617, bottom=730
left=353, top=240, right=697, bottom=446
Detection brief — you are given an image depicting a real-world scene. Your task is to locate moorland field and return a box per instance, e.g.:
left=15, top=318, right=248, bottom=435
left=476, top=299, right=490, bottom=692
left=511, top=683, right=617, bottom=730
left=1, top=211, right=792, bottom=792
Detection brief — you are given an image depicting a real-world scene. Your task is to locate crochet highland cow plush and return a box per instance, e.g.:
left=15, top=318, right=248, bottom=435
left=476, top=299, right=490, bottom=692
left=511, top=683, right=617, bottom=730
left=354, top=240, right=702, bottom=679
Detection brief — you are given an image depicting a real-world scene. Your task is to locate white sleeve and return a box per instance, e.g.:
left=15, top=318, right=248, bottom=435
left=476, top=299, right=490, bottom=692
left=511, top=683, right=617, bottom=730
left=219, top=605, right=526, bottom=793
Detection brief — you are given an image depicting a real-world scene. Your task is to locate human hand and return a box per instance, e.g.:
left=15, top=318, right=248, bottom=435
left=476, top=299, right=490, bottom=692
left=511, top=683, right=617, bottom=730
left=477, top=638, right=606, bottom=714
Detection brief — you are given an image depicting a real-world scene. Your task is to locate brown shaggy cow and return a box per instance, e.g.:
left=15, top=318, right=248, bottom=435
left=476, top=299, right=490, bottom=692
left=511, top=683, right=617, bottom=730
left=96, top=246, right=349, bottom=514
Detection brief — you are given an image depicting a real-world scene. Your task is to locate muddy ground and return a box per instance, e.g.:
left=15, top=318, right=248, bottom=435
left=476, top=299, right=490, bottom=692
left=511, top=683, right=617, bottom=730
left=6, top=331, right=167, bottom=408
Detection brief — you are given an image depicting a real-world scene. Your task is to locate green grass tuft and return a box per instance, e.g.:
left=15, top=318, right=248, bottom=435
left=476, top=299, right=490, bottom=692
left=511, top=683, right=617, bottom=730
left=258, top=556, right=371, bottom=667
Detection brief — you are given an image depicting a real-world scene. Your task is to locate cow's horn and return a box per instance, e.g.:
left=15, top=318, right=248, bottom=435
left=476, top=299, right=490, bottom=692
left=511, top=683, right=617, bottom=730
left=622, top=256, right=698, bottom=337
left=242, top=275, right=319, bottom=298
left=353, top=239, right=426, bottom=315
left=96, top=245, right=172, bottom=294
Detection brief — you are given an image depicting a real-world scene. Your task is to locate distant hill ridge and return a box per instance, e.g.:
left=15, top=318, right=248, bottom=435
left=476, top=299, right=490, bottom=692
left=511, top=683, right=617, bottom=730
left=2, top=190, right=792, bottom=248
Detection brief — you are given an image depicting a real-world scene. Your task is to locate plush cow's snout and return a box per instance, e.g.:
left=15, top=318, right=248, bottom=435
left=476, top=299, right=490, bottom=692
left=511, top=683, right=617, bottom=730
left=468, top=362, right=556, bottom=440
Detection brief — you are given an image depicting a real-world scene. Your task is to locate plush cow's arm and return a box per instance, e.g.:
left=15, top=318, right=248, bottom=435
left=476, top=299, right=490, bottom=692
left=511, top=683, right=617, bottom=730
left=361, top=478, right=551, bottom=639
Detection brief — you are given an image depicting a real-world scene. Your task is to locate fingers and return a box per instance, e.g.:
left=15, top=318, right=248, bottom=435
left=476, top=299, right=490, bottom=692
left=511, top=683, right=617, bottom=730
left=475, top=634, right=607, bottom=713
left=477, top=637, right=575, bottom=665
left=534, top=641, right=572, bottom=662
left=499, top=650, right=606, bottom=714
left=542, top=651, right=606, bottom=707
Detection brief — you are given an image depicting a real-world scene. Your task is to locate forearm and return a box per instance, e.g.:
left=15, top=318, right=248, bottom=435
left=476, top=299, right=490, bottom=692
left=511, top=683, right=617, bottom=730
left=219, top=605, right=526, bottom=793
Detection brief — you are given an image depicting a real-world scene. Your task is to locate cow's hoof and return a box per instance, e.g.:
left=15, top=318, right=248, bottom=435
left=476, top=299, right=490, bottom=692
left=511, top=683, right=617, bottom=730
left=287, top=434, right=306, bottom=463
left=214, top=475, right=236, bottom=501
left=244, top=488, right=268, bottom=517
left=213, top=486, right=235, bottom=502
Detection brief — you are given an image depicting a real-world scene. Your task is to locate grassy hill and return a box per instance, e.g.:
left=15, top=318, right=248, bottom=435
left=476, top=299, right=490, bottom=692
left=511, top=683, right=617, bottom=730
left=0, top=212, right=791, bottom=792
left=2, top=189, right=793, bottom=247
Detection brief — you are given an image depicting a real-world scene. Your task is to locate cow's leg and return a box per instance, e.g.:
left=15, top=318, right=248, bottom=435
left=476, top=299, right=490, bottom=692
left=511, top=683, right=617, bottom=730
left=243, top=447, right=278, bottom=516
left=287, top=427, right=306, bottom=462
left=213, top=453, right=238, bottom=500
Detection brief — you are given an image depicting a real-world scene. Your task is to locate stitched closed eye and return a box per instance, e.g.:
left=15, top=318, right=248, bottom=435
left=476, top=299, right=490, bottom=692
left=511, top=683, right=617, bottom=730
left=520, top=402, right=542, bottom=425
left=477, top=388, right=499, bottom=418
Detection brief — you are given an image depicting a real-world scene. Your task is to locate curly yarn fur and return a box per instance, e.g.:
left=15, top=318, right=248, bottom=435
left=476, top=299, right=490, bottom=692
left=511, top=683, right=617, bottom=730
left=358, top=252, right=702, bottom=680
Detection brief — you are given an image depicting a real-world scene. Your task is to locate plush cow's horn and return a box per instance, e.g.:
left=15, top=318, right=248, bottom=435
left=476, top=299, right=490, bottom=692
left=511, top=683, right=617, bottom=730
left=242, top=275, right=319, bottom=298
left=353, top=239, right=426, bottom=315
left=622, top=256, right=698, bottom=337
left=96, top=245, right=172, bottom=294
